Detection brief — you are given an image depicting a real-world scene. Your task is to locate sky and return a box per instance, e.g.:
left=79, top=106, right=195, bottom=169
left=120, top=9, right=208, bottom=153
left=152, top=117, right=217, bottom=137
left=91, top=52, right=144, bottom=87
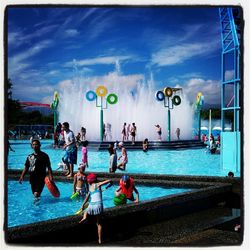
left=7, top=6, right=228, bottom=106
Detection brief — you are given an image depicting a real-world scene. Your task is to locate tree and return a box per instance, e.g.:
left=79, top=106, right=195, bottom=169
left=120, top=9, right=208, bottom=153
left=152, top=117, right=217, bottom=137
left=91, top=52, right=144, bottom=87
left=7, top=78, right=53, bottom=127
left=7, top=78, right=22, bottom=125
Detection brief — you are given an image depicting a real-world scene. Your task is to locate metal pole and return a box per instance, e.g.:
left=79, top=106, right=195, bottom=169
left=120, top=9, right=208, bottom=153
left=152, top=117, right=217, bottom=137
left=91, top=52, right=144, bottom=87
left=54, top=110, right=57, bottom=131
left=198, top=109, right=201, bottom=140
left=209, top=109, right=212, bottom=137
left=168, top=109, right=171, bottom=141
left=100, top=108, right=103, bottom=142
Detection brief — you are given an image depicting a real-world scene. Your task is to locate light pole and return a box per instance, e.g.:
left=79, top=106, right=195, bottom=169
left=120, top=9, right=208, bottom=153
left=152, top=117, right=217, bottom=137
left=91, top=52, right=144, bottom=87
left=50, top=91, right=59, bottom=131
left=155, top=87, right=182, bottom=141
left=86, top=86, right=118, bottom=141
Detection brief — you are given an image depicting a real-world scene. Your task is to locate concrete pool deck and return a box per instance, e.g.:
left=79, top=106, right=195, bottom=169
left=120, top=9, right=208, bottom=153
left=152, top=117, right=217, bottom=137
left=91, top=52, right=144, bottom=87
left=5, top=170, right=242, bottom=246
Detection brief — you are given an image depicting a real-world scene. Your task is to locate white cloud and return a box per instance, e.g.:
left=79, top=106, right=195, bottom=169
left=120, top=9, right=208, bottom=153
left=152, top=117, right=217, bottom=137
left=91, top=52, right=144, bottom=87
left=13, top=84, right=55, bottom=102
left=183, top=78, right=221, bottom=105
left=151, top=42, right=217, bottom=67
left=64, top=29, right=79, bottom=37
left=8, top=39, right=54, bottom=77
left=225, top=70, right=234, bottom=81
left=64, top=55, right=132, bottom=67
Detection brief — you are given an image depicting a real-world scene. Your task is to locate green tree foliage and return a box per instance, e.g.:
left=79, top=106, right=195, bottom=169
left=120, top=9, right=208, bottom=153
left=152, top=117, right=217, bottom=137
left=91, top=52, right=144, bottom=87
left=201, top=108, right=233, bottom=124
left=7, top=78, right=53, bottom=127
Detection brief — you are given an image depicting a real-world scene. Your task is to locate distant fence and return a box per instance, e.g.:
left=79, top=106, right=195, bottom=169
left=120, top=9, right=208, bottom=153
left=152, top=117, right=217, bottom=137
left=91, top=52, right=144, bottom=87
left=8, top=124, right=53, bottom=140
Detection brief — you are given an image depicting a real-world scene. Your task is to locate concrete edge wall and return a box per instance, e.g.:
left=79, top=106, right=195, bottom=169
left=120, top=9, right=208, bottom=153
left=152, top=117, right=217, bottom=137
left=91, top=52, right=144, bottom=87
left=6, top=177, right=233, bottom=244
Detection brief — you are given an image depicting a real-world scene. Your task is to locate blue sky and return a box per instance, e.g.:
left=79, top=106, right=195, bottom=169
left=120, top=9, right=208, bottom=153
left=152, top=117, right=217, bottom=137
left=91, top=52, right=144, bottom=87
left=7, top=6, right=225, bottom=105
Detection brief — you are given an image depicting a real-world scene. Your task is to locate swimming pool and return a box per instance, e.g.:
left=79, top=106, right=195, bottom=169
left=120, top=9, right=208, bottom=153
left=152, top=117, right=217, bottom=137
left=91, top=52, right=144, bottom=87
left=8, top=140, right=237, bottom=177
left=7, top=180, right=192, bottom=227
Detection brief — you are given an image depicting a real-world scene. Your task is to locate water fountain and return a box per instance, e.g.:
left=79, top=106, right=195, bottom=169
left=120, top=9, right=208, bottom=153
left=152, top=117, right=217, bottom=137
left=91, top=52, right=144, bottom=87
left=58, top=72, right=194, bottom=141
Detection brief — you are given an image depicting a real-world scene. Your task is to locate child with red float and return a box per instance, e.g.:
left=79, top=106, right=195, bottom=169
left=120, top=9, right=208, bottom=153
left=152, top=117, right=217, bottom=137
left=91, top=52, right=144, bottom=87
left=115, top=175, right=139, bottom=203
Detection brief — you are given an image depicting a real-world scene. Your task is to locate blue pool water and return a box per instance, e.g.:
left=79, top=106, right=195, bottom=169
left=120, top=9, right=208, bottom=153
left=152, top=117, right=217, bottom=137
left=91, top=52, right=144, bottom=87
left=8, top=180, right=192, bottom=227
left=8, top=140, right=238, bottom=177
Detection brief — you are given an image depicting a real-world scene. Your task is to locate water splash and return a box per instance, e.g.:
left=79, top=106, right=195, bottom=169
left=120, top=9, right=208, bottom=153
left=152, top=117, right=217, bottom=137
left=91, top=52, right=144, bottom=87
left=58, top=72, right=194, bottom=141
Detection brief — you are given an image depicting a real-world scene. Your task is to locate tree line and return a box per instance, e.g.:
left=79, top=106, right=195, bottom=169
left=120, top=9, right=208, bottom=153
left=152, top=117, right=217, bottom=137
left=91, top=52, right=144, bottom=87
left=7, top=78, right=53, bottom=128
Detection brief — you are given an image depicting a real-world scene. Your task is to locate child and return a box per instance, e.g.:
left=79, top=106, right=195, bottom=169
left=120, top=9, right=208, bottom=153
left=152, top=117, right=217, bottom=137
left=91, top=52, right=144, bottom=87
left=115, top=175, right=139, bottom=203
left=56, top=162, right=68, bottom=171
left=142, top=138, right=149, bottom=152
left=108, top=145, right=117, bottom=173
left=72, top=164, right=88, bottom=199
left=79, top=173, right=112, bottom=244
left=117, top=142, right=128, bottom=171
left=81, top=140, right=89, bottom=168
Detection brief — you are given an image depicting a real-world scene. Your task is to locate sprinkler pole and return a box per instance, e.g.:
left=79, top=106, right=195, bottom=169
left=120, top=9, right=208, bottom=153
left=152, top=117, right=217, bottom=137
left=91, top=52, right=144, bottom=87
left=168, top=109, right=171, bottom=141
left=100, top=108, right=103, bottom=142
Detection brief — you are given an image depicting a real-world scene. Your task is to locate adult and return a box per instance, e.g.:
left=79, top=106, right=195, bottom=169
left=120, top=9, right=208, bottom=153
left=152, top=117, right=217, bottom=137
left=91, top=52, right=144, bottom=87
left=62, top=122, right=77, bottom=178
left=176, top=128, right=180, bottom=140
left=155, top=124, right=162, bottom=141
left=117, top=142, right=128, bottom=171
left=130, top=122, right=137, bottom=145
left=19, top=139, right=53, bottom=198
left=115, top=175, right=139, bottom=202
left=121, top=122, right=127, bottom=141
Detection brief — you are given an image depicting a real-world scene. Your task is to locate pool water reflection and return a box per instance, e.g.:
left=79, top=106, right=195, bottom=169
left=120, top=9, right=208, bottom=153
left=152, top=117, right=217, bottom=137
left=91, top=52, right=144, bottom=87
left=8, top=180, right=192, bottom=227
left=7, top=140, right=238, bottom=177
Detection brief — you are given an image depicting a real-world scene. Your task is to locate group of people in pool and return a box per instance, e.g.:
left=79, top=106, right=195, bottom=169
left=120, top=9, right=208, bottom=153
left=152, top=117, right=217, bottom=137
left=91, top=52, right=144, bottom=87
left=203, top=133, right=220, bottom=154
left=19, top=126, right=139, bottom=244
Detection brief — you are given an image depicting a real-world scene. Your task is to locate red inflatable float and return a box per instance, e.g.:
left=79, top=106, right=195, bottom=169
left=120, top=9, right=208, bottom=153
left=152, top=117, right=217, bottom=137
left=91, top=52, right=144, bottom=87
left=44, top=176, right=60, bottom=198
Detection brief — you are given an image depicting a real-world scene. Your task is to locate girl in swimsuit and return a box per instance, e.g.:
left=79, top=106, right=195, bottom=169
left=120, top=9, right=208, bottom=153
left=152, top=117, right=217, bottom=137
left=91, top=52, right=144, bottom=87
left=73, top=165, right=88, bottom=198
left=79, top=173, right=112, bottom=244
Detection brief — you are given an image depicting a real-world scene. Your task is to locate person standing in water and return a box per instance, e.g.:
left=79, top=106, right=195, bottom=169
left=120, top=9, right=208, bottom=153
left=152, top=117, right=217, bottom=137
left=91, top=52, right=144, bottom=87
left=155, top=124, right=162, bottom=141
left=108, top=144, right=117, bottom=173
left=121, top=122, right=127, bottom=141
left=81, top=140, right=89, bottom=168
left=79, top=173, right=112, bottom=244
left=117, top=142, right=128, bottom=171
left=62, top=122, right=77, bottom=178
left=176, top=128, right=180, bottom=140
left=130, top=123, right=137, bottom=145
left=73, top=165, right=88, bottom=199
left=19, top=139, right=53, bottom=198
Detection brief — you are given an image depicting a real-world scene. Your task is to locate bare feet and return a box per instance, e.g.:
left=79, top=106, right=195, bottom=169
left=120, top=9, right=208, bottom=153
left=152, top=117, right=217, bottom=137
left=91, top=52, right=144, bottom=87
left=66, top=174, right=73, bottom=178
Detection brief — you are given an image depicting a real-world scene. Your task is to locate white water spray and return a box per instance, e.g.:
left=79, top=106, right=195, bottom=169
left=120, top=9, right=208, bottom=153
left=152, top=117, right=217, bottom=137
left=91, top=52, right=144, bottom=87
left=58, top=72, right=194, bottom=141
